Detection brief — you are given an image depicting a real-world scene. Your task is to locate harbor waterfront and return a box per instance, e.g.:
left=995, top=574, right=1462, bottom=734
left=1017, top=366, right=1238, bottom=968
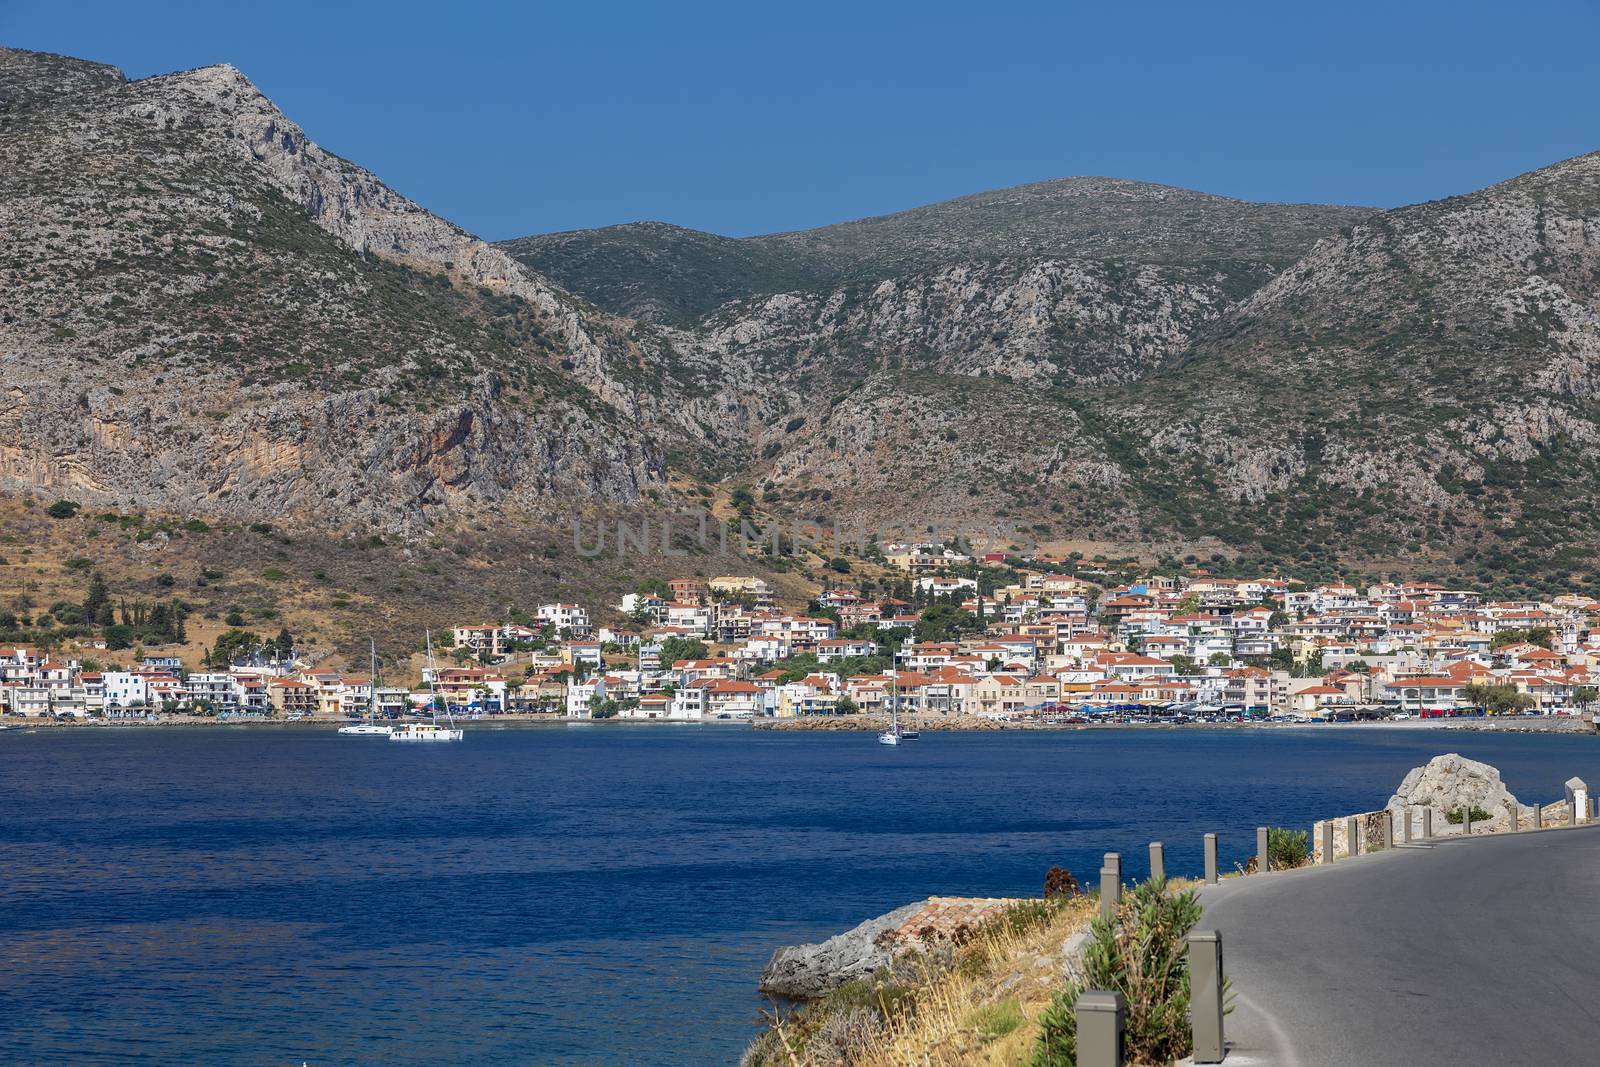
left=6, top=726, right=1600, bottom=1065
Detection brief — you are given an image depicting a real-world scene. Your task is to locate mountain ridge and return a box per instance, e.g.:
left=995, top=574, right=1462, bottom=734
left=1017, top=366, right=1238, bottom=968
left=502, top=176, right=1376, bottom=326
left=6, top=44, right=1600, bottom=598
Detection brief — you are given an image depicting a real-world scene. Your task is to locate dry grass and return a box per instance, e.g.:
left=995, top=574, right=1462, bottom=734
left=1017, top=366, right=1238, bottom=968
left=854, top=895, right=1095, bottom=1067
left=0, top=493, right=820, bottom=677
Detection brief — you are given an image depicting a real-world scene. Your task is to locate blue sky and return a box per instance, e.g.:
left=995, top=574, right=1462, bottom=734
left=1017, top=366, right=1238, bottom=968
left=6, top=0, right=1598, bottom=239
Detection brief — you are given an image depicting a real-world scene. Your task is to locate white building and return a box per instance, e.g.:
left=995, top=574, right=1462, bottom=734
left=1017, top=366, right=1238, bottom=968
left=538, top=603, right=592, bottom=636
left=102, top=671, right=151, bottom=709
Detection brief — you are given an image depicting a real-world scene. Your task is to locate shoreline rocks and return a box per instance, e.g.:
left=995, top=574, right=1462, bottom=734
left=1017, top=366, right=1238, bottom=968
left=758, top=896, right=1022, bottom=999
left=758, top=901, right=923, bottom=999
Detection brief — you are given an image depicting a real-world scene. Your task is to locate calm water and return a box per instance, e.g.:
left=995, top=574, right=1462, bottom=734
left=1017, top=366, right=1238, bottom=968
left=4, top=724, right=1600, bottom=1065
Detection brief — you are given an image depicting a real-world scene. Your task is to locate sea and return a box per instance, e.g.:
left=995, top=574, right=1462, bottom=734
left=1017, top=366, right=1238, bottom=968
left=4, top=723, right=1598, bottom=1065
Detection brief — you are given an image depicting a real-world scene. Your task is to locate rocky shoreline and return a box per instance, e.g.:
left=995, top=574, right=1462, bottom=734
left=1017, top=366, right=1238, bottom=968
left=753, top=712, right=1598, bottom=734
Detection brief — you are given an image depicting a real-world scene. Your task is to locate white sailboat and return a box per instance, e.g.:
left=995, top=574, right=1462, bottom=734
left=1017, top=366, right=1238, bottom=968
left=390, top=630, right=463, bottom=742
left=878, top=668, right=903, bottom=745
left=339, top=639, right=394, bottom=736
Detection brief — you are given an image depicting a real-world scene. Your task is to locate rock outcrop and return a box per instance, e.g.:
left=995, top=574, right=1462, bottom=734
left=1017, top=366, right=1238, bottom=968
left=758, top=901, right=922, bottom=999
left=758, top=896, right=1020, bottom=999
left=1386, top=753, right=1520, bottom=829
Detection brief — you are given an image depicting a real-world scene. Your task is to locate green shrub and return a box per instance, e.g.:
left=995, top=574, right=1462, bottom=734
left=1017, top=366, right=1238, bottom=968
left=1268, top=826, right=1310, bottom=869
left=1031, top=880, right=1202, bottom=1067
left=1445, top=805, right=1492, bottom=825
left=46, top=500, right=80, bottom=519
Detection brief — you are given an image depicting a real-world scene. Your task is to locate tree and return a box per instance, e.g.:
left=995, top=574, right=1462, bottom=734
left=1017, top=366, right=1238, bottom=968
left=1576, top=686, right=1599, bottom=711
left=834, top=697, right=858, bottom=715
left=83, top=573, right=110, bottom=619
left=1461, top=682, right=1534, bottom=715
left=206, top=629, right=263, bottom=667
left=915, top=603, right=978, bottom=643
left=274, top=626, right=295, bottom=658
left=657, top=636, right=708, bottom=668
left=46, top=499, right=79, bottom=519
left=1491, top=626, right=1554, bottom=651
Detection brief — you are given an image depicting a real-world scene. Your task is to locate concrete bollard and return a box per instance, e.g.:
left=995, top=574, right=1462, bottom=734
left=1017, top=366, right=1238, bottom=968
left=1189, top=931, right=1225, bottom=1064
left=1256, top=826, right=1270, bottom=873
left=1076, top=990, right=1126, bottom=1067
left=1320, top=820, right=1334, bottom=864
left=1149, top=841, right=1165, bottom=883
left=1463, top=806, right=1472, bottom=835
left=1100, top=853, right=1122, bottom=919
left=1345, top=815, right=1360, bottom=858
left=1402, top=807, right=1414, bottom=844
left=1382, top=810, right=1394, bottom=850
left=1535, top=803, right=1543, bottom=830
left=1565, top=777, right=1587, bottom=825
left=1422, top=807, right=1434, bottom=840
left=1509, top=804, right=1518, bottom=832
left=1204, top=833, right=1218, bottom=883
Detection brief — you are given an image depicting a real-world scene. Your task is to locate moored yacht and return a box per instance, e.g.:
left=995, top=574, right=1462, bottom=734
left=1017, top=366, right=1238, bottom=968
left=338, top=722, right=392, bottom=736
left=389, top=721, right=464, bottom=742
left=387, top=630, right=464, bottom=743
left=878, top=669, right=908, bottom=745
left=339, top=640, right=394, bottom=736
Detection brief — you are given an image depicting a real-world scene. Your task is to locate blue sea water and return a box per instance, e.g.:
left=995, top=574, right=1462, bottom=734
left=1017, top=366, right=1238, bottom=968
left=3, top=724, right=1599, bottom=1065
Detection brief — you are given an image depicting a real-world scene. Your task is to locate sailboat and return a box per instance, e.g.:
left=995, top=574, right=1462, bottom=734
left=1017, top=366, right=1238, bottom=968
left=390, top=630, right=464, bottom=742
left=339, top=639, right=394, bottom=735
left=878, top=668, right=911, bottom=744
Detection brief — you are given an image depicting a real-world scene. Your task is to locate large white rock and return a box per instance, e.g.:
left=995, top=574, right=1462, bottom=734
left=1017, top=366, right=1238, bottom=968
left=1386, top=753, right=1520, bottom=829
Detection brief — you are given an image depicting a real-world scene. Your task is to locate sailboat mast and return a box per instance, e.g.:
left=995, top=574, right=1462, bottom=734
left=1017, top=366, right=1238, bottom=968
left=890, top=667, right=898, bottom=731
left=369, top=638, right=379, bottom=721
left=424, top=628, right=456, bottom=728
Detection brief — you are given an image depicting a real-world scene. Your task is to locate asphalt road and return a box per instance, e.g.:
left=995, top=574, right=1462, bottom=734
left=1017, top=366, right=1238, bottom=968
left=1197, top=823, right=1600, bottom=1065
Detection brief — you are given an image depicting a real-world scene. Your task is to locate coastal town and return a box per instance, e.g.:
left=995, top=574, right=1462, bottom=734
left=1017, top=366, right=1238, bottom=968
left=4, top=544, right=1599, bottom=726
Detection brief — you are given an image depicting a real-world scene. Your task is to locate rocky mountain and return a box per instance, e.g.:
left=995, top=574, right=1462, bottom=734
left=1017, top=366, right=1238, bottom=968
left=1105, top=151, right=1600, bottom=582
left=0, top=47, right=765, bottom=528
left=506, top=179, right=1373, bottom=326
left=7, top=44, right=1600, bottom=596
left=507, top=149, right=1600, bottom=593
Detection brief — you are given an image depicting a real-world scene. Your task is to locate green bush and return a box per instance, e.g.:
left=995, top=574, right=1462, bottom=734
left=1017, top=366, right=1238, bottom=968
left=1445, top=805, right=1492, bottom=825
left=1031, top=880, right=1202, bottom=1067
left=46, top=500, right=80, bottom=519
left=1268, top=826, right=1310, bottom=869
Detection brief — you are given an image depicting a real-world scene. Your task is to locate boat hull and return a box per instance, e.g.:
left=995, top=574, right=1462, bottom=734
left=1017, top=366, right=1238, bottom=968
left=389, top=726, right=464, bottom=742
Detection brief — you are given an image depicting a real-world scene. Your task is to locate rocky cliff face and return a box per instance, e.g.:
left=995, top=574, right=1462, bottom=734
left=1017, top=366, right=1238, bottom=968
left=9, top=45, right=1600, bottom=591
left=1103, top=151, right=1600, bottom=581
left=0, top=48, right=689, bottom=526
